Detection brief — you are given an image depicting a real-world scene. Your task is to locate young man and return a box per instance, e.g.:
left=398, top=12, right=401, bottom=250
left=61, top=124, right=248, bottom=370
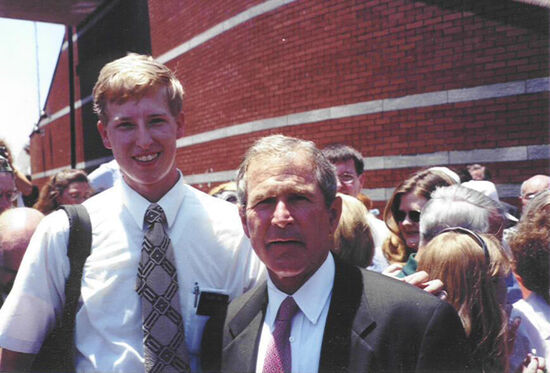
left=209, top=135, right=471, bottom=372
left=0, top=54, right=263, bottom=372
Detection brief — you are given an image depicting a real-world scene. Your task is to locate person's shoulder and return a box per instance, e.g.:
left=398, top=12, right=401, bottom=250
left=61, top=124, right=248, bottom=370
left=359, top=268, right=448, bottom=312
left=183, top=184, right=241, bottom=218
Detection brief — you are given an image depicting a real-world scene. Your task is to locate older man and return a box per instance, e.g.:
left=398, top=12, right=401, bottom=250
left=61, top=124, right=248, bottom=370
left=208, top=135, right=470, bottom=372
left=0, top=208, right=44, bottom=306
left=520, top=174, right=550, bottom=210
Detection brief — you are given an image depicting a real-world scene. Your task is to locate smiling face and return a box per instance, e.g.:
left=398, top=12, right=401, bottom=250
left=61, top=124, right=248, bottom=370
left=97, top=88, right=184, bottom=202
left=240, top=153, right=341, bottom=294
left=397, top=192, right=427, bottom=251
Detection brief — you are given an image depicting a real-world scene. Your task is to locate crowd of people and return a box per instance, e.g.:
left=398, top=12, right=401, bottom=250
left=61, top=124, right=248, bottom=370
left=0, top=54, right=547, bottom=373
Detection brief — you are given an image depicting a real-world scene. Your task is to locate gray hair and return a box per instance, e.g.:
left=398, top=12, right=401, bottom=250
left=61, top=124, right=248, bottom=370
left=236, top=135, right=337, bottom=208
left=420, top=184, right=505, bottom=245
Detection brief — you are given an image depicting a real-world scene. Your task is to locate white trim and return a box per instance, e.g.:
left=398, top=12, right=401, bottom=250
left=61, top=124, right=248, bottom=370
left=32, top=145, right=547, bottom=202
left=175, top=144, right=548, bottom=194
left=363, top=145, right=549, bottom=170
left=175, top=77, right=549, bottom=148
left=39, top=96, right=93, bottom=128
left=363, top=183, right=521, bottom=202
left=39, top=77, right=549, bottom=135
left=157, top=0, right=297, bottom=64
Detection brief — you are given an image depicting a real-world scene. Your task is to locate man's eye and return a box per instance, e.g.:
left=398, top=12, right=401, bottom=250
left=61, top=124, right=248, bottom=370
left=150, top=118, right=166, bottom=126
left=290, top=194, right=309, bottom=202
left=117, top=122, right=134, bottom=129
left=255, top=197, right=275, bottom=206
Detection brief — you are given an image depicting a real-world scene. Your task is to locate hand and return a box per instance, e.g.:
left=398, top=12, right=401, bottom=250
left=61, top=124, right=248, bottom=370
left=402, top=271, right=446, bottom=298
left=382, top=263, right=404, bottom=278
left=519, top=354, right=546, bottom=373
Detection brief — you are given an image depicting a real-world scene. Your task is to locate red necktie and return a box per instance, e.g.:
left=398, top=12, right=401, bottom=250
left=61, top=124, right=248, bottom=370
left=263, top=296, right=299, bottom=373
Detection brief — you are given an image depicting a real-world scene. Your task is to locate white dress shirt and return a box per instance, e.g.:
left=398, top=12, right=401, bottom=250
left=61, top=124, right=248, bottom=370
left=509, top=293, right=550, bottom=371
left=256, top=253, right=334, bottom=373
left=0, top=173, right=265, bottom=372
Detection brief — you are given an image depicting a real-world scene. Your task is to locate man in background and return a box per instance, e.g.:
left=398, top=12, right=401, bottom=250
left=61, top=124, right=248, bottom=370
left=322, top=143, right=389, bottom=271
left=520, top=174, right=550, bottom=211
left=0, top=208, right=44, bottom=306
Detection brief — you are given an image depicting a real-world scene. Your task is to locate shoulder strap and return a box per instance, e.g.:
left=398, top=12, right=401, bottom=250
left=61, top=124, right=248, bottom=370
left=32, top=205, right=92, bottom=373
left=59, top=204, right=92, bottom=331
left=57, top=205, right=92, bottom=370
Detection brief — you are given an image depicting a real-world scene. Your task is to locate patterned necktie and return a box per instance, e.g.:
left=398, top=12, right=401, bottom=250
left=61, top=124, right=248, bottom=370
left=263, top=296, right=299, bottom=373
left=136, top=204, right=190, bottom=372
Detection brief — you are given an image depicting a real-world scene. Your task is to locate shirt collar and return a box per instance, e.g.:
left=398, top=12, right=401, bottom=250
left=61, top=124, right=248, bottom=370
left=265, top=253, right=335, bottom=327
left=120, top=171, right=186, bottom=230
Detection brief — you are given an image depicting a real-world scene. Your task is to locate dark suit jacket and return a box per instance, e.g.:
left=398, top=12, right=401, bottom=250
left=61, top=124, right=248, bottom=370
left=204, top=259, right=472, bottom=372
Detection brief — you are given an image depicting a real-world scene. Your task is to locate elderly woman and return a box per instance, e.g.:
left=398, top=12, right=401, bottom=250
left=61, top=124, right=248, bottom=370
left=34, top=169, right=92, bottom=214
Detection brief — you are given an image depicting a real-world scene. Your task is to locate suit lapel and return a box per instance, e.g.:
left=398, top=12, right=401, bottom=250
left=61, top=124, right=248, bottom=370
left=319, top=259, right=375, bottom=373
left=223, top=282, right=268, bottom=372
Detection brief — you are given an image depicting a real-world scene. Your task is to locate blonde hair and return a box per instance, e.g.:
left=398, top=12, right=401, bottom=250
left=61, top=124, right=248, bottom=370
left=382, top=169, right=456, bottom=263
left=333, top=194, right=374, bottom=267
left=93, top=54, right=184, bottom=123
left=418, top=231, right=509, bottom=372
left=34, top=169, right=90, bottom=214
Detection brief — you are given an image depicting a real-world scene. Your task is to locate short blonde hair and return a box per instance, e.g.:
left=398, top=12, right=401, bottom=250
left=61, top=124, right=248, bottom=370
left=333, top=193, right=374, bottom=267
left=93, top=54, right=184, bottom=123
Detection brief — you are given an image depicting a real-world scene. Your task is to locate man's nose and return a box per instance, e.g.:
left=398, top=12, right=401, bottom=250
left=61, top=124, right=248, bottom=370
left=271, top=200, right=294, bottom=228
left=136, top=126, right=153, bottom=148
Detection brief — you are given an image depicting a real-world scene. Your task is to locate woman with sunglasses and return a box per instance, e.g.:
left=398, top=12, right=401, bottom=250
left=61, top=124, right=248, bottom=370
left=381, top=169, right=457, bottom=266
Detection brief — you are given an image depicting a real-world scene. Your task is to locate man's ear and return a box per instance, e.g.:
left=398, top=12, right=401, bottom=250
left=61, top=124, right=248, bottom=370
left=97, top=121, right=112, bottom=149
left=239, top=204, right=250, bottom=238
left=328, top=195, right=342, bottom=235
left=176, top=112, right=185, bottom=138
left=358, top=172, right=366, bottom=189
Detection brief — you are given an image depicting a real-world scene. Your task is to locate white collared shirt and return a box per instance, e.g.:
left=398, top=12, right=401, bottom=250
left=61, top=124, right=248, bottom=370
left=0, top=173, right=265, bottom=372
left=509, top=293, right=550, bottom=371
left=256, top=253, right=335, bottom=373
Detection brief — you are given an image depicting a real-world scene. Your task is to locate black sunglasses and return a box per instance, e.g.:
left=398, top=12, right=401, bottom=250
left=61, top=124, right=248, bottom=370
left=394, top=210, right=421, bottom=223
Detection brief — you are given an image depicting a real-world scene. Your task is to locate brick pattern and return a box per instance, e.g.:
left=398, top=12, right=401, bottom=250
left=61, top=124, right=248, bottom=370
left=32, top=0, right=549, bottom=208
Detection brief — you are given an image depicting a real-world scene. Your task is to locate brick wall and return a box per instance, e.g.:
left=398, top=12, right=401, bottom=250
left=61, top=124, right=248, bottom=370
left=31, top=0, right=549, bottom=208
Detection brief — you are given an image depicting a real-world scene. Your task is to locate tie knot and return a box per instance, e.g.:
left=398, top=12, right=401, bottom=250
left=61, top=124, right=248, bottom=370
left=276, top=296, right=299, bottom=322
left=144, top=204, right=166, bottom=226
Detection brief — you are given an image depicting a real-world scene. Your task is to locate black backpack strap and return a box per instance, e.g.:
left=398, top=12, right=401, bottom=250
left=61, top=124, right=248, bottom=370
left=31, top=204, right=92, bottom=373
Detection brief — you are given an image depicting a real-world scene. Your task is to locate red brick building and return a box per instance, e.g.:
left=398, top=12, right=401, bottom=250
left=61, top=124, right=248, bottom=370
left=27, top=0, right=549, bottom=210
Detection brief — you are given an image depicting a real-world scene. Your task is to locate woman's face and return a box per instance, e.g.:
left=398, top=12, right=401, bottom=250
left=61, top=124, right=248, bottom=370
left=56, top=181, right=92, bottom=205
left=396, top=192, right=427, bottom=251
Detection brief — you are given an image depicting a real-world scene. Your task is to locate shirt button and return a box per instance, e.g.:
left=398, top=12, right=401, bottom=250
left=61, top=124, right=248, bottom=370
left=289, top=336, right=295, bottom=343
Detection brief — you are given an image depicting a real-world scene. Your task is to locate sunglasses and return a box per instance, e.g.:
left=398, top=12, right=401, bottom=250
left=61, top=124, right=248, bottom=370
left=394, top=210, right=421, bottom=223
